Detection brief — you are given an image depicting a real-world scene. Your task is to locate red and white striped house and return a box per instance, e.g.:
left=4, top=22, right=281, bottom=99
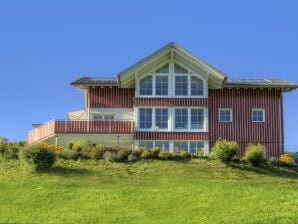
left=28, top=42, right=298, bottom=158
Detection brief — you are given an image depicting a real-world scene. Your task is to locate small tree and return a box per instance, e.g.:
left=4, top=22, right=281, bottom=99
left=243, top=144, right=265, bottom=166
left=0, top=137, right=8, bottom=144
left=211, top=140, right=239, bottom=163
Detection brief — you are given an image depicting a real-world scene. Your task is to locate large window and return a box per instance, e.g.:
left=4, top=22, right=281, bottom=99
left=219, top=109, right=232, bottom=122
left=175, top=109, right=188, bottom=129
left=139, top=141, right=154, bottom=149
left=173, top=141, right=188, bottom=152
left=139, top=76, right=153, bottom=95
left=155, top=108, right=168, bottom=129
left=155, top=76, right=168, bottom=96
left=138, top=61, right=206, bottom=97
left=191, top=109, right=204, bottom=129
left=191, top=76, right=204, bottom=96
left=175, top=76, right=188, bottom=96
left=252, top=108, right=265, bottom=122
left=139, top=108, right=152, bottom=129
left=155, top=141, right=170, bottom=151
left=189, top=142, right=204, bottom=154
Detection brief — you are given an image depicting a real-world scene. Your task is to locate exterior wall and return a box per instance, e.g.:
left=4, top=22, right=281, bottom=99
left=133, top=98, right=208, bottom=107
left=46, top=134, right=134, bottom=149
left=209, top=88, right=284, bottom=158
left=90, top=108, right=134, bottom=120
left=134, top=132, right=209, bottom=140
left=89, top=86, right=134, bottom=108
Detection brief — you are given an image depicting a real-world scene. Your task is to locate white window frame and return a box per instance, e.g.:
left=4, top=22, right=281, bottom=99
left=135, top=140, right=209, bottom=155
left=252, top=108, right=265, bottom=123
left=92, top=113, right=115, bottom=121
left=136, top=60, right=207, bottom=98
left=173, top=108, right=207, bottom=132
left=219, top=108, right=233, bottom=123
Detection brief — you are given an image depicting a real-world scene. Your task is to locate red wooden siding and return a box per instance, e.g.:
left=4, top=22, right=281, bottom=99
left=133, top=98, right=208, bottom=107
left=135, top=132, right=209, bottom=141
left=89, top=87, right=134, bottom=108
left=209, top=88, right=284, bottom=158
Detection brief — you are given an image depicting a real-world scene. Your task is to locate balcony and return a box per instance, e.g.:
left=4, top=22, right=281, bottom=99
left=28, top=119, right=135, bottom=144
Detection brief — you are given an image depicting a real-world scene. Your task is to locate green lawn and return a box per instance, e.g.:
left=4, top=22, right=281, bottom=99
left=0, top=159, right=297, bottom=224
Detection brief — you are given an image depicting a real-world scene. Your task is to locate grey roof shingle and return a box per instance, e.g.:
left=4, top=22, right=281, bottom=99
left=71, top=77, right=118, bottom=86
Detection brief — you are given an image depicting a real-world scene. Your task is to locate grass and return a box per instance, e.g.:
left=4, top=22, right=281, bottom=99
left=0, top=159, right=297, bottom=224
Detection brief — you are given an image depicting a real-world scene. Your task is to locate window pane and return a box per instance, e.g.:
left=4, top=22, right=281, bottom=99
left=139, top=108, right=152, bottom=129
left=155, top=108, right=168, bottom=129
left=191, top=109, right=204, bottom=129
left=191, top=76, right=204, bottom=96
left=252, top=109, right=264, bottom=122
left=189, top=142, right=204, bottom=154
left=155, top=63, right=169, bottom=73
left=175, top=76, right=188, bottom=96
left=155, top=76, right=168, bottom=95
left=140, top=76, right=152, bottom=95
left=155, top=141, right=170, bottom=151
left=104, top=115, right=114, bottom=121
left=174, top=63, right=188, bottom=74
left=219, top=109, right=232, bottom=122
left=175, top=109, right=188, bottom=129
left=173, top=141, right=188, bottom=153
left=139, top=141, right=153, bottom=149
left=93, top=115, right=103, bottom=120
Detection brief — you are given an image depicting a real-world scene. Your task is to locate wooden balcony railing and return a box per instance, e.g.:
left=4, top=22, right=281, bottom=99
left=28, top=119, right=135, bottom=144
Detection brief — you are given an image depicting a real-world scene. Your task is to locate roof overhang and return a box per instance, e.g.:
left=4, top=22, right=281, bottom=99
left=117, top=42, right=227, bottom=88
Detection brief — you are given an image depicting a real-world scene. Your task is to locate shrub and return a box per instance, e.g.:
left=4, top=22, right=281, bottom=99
left=0, top=143, right=20, bottom=159
left=116, top=149, right=129, bottom=161
left=20, top=144, right=56, bottom=171
left=72, top=143, right=82, bottom=152
left=158, top=151, right=172, bottom=160
left=278, top=153, right=295, bottom=166
left=102, top=151, right=122, bottom=162
left=128, top=154, right=138, bottom=162
left=243, top=144, right=265, bottom=166
left=140, top=149, right=154, bottom=160
left=59, top=149, right=79, bottom=160
left=267, top=157, right=277, bottom=166
left=152, top=147, right=161, bottom=158
left=87, top=146, right=105, bottom=160
left=179, top=150, right=190, bottom=159
left=68, top=143, right=74, bottom=150
left=211, top=140, right=239, bottom=163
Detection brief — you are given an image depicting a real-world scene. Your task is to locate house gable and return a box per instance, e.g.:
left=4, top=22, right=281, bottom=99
left=117, top=42, right=227, bottom=89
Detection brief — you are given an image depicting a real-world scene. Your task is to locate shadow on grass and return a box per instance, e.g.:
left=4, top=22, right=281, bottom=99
left=228, top=163, right=298, bottom=179
left=44, top=166, right=94, bottom=177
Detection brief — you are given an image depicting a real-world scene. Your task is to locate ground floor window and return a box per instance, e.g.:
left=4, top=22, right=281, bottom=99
left=136, top=140, right=208, bottom=155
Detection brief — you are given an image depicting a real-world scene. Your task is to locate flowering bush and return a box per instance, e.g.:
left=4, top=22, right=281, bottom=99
left=278, top=154, right=295, bottom=166
left=243, top=144, right=265, bottom=166
left=210, top=140, right=239, bottom=163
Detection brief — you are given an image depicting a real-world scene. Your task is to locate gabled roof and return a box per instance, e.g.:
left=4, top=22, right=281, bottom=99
left=117, top=42, right=227, bottom=88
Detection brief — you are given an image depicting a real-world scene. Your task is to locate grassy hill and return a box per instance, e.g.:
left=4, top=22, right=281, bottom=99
left=0, top=159, right=297, bottom=224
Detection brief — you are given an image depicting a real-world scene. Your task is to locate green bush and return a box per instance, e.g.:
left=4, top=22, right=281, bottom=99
left=267, top=157, right=277, bottom=166
left=158, top=151, right=172, bottom=160
left=72, top=143, right=82, bottom=152
left=152, top=147, right=161, bottom=158
left=140, top=149, right=154, bottom=160
left=128, top=154, right=138, bottom=162
left=211, top=140, right=239, bottom=163
left=20, top=144, right=56, bottom=171
left=243, top=144, right=265, bottom=166
left=0, top=143, right=20, bottom=159
left=179, top=150, right=190, bottom=159
left=67, top=143, right=74, bottom=150
left=59, top=149, right=79, bottom=160
left=102, top=151, right=122, bottom=162
left=87, top=147, right=105, bottom=160
left=116, top=149, right=129, bottom=161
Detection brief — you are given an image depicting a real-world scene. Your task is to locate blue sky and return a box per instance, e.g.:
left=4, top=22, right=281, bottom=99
left=0, top=1, right=297, bottom=151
